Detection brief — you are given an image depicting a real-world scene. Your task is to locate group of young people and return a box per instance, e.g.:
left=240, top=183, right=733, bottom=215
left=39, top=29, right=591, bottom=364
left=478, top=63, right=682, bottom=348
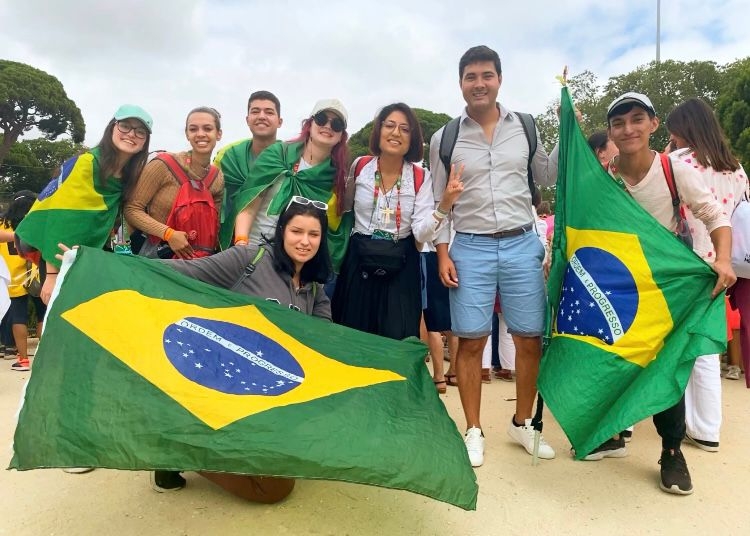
left=6, top=43, right=747, bottom=503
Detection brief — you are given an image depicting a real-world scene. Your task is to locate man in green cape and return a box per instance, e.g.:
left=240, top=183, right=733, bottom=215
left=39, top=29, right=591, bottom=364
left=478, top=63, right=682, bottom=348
left=214, top=91, right=283, bottom=249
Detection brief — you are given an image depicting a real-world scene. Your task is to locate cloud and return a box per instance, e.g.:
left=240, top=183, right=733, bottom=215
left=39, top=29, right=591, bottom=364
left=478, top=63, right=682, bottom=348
left=0, top=0, right=747, bottom=153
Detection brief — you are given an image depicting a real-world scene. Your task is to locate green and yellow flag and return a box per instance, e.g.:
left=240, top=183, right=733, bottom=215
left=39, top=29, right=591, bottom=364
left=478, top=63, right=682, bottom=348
left=15, top=148, right=122, bottom=268
left=538, top=88, right=725, bottom=459
left=10, top=247, right=478, bottom=510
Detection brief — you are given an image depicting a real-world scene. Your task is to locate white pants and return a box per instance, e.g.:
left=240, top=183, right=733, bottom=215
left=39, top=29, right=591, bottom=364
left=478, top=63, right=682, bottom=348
left=685, top=354, right=722, bottom=442
left=482, top=338, right=491, bottom=369
left=497, top=313, right=516, bottom=371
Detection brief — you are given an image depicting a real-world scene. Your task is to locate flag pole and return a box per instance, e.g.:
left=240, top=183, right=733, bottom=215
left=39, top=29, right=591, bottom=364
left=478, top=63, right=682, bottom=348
left=533, top=65, right=569, bottom=466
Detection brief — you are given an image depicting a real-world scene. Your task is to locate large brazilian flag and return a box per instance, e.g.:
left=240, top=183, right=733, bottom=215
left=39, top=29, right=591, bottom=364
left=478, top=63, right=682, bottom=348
left=10, top=247, right=478, bottom=510
left=538, top=87, right=725, bottom=459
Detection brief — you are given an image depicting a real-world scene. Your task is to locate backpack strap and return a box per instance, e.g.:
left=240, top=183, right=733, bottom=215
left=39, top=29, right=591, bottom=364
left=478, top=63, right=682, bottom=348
left=203, top=166, right=219, bottom=189
left=229, top=246, right=266, bottom=291
left=438, top=117, right=461, bottom=177
left=155, top=153, right=190, bottom=184
left=157, top=153, right=218, bottom=189
left=660, top=153, right=679, bottom=208
left=354, top=155, right=375, bottom=178
left=514, top=111, right=538, bottom=202
left=343, top=156, right=376, bottom=212
left=412, top=163, right=425, bottom=194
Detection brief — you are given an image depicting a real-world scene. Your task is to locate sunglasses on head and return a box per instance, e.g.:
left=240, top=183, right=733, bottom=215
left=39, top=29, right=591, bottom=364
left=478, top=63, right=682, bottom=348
left=286, top=195, right=328, bottom=212
left=312, top=111, right=346, bottom=133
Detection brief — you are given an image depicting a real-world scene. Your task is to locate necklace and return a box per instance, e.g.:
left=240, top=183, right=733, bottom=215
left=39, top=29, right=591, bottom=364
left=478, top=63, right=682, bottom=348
left=186, top=150, right=210, bottom=178
left=372, top=158, right=402, bottom=239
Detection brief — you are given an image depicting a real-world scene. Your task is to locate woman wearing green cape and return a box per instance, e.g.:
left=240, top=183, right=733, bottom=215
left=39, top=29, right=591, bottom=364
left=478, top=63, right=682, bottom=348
left=230, top=99, right=352, bottom=272
left=15, top=104, right=152, bottom=305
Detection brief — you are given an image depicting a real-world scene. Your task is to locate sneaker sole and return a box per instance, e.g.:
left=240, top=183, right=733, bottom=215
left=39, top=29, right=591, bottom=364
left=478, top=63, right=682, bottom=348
left=11, top=366, right=30, bottom=372
left=150, top=472, right=185, bottom=493
left=659, top=482, right=693, bottom=495
left=684, top=434, right=719, bottom=453
left=62, top=467, right=95, bottom=474
left=583, top=447, right=628, bottom=461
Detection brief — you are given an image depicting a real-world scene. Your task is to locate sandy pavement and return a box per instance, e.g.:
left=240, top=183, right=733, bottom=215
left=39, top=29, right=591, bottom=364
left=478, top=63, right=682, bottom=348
left=1, top=341, right=748, bottom=536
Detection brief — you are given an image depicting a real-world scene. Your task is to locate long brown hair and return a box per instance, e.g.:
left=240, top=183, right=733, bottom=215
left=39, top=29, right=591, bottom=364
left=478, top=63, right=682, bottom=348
left=95, top=119, right=150, bottom=199
left=665, top=98, right=739, bottom=172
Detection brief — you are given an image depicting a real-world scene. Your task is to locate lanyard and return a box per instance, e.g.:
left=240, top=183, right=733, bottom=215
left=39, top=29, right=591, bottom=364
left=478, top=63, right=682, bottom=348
left=372, top=158, right=402, bottom=240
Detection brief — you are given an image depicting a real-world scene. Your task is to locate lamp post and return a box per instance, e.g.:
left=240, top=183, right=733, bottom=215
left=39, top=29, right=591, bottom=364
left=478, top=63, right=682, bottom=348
left=656, top=0, right=661, bottom=63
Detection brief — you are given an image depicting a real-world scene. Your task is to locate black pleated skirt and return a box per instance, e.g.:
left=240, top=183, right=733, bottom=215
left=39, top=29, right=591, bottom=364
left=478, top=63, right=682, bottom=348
left=332, top=233, right=421, bottom=340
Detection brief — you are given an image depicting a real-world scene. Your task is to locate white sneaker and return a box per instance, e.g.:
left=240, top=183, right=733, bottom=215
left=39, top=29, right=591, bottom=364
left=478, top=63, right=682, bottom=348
left=507, top=418, right=556, bottom=459
left=63, top=467, right=95, bottom=474
left=725, top=365, right=741, bottom=380
left=464, top=427, right=485, bottom=467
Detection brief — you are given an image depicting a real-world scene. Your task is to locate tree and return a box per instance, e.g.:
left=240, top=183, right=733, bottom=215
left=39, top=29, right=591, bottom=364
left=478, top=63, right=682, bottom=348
left=536, top=70, right=604, bottom=152
left=0, top=60, right=85, bottom=168
left=0, top=138, right=86, bottom=195
left=716, top=58, right=750, bottom=169
left=348, top=108, right=452, bottom=166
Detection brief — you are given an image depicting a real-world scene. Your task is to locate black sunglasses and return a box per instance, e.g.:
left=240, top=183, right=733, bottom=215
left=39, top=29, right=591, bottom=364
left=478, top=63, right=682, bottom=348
left=313, top=111, right=345, bottom=133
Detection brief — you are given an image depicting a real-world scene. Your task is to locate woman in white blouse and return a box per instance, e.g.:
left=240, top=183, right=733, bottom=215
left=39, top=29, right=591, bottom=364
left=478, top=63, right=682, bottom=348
left=332, top=103, right=462, bottom=339
left=666, top=97, right=750, bottom=449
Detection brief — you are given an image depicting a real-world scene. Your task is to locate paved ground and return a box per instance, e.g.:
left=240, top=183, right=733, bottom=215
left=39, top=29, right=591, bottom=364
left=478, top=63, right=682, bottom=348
left=1, top=342, right=748, bottom=535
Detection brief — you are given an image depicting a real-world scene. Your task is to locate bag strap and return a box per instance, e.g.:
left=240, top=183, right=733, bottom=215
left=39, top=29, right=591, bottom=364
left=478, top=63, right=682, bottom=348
left=412, top=163, right=424, bottom=194
left=155, top=153, right=191, bottom=185
left=439, top=117, right=461, bottom=177
left=660, top=153, right=679, bottom=208
left=203, top=166, right=219, bottom=189
left=343, top=156, right=375, bottom=212
left=514, top=111, right=538, bottom=201
left=229, top=246, right=266, bottom=291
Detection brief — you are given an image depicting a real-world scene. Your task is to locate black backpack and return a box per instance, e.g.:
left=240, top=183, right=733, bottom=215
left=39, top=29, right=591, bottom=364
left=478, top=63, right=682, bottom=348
left=438, top=112, right=542, bottom=206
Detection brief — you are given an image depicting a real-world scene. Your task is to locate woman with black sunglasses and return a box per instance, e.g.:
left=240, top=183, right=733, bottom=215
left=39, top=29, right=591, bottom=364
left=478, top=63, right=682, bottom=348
left=16, top=104, right=153, bottom=305
left=331, top=103, right=463, bottom=340
left=231, top=99, right=352, bottom=272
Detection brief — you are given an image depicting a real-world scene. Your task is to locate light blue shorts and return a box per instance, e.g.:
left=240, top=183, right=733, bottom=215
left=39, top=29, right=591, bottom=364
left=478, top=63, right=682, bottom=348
left=449, top=230, right=546, bottom=338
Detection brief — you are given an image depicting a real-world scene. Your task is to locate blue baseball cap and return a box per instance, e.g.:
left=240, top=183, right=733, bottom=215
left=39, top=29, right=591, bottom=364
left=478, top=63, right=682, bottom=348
left=113, top=104, right=153, bottom=132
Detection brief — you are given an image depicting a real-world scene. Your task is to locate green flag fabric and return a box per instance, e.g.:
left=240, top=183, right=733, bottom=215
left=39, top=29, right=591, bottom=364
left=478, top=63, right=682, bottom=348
left=214, top=138, right=265, bottom=250
left=10, top=247, right=478, bottom=510
left=15, top=147, right=122, bottom=268
left=231, top=141, right=353, bottom=271
left=538, top=87, right=725, bottom=459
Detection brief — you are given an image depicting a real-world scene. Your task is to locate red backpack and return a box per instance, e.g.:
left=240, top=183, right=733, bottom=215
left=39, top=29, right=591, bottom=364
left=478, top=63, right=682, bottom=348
left=154, top=153, right=220, bottom=257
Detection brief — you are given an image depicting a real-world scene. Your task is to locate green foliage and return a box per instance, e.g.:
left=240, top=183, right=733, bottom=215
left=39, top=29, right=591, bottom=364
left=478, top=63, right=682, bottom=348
left=0, top=138, right=86, bottom=195
left=0, top=60, right=85, bottom=168
left=537, top=60, right=731, bottom=153
left=716, top=58, right=750, bottom=170
left=348, top=108, right=452, bottom=167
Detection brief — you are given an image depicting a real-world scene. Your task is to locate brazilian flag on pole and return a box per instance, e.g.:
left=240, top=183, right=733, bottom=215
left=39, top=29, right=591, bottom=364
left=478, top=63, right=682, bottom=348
left=538, top=87, right=725, bottom=459
left=10, top=247, right=478, bottom=510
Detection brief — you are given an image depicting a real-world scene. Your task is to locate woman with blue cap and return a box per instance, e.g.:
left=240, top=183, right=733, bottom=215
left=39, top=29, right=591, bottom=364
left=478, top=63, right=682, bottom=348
left=16, top=104, right=153, bottom=304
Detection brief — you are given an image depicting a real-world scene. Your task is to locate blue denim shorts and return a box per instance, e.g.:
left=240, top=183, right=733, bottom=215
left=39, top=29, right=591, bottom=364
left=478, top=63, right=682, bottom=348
left=449, top=230, right=546, bottom=338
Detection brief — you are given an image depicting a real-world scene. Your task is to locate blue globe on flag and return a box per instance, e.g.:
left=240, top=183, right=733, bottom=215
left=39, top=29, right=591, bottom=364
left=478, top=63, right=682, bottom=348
left=556, top=247, right=639, bottom=345
left=163, top=317, right=304, bottom=396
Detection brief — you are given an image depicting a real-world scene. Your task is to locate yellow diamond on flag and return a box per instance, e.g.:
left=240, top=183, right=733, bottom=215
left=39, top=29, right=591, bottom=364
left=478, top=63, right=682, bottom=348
left=62, top=290, right=405, bottom=429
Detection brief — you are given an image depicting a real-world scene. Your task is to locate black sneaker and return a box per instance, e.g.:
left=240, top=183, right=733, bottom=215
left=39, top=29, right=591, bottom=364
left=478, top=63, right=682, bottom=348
left=583, top=435, right=627, bottom=461
left=659, top=449, right=693, bottom=495
left=620, top=429, right=633, bottom=443
left=151, top=470, right=186, bottom=492
left=684, top=432, right=719, bottom=452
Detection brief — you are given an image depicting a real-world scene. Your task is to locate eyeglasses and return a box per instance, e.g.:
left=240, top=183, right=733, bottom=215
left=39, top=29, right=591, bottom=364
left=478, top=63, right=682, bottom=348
left=383, top=120, right=411, bottom=135
left=312, top=111, right=346, bottom=133
left=116, top=121, right=149, bottom=139
left=286, top=195, right=328, bottom=212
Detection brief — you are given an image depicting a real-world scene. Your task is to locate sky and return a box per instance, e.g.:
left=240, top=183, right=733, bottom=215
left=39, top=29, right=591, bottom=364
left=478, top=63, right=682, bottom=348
left=1, top=0, right=748, bottom=152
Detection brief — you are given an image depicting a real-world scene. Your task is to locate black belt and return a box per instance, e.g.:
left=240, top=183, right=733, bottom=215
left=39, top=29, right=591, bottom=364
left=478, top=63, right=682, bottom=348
left=458, top=223, right=534, bottom=239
